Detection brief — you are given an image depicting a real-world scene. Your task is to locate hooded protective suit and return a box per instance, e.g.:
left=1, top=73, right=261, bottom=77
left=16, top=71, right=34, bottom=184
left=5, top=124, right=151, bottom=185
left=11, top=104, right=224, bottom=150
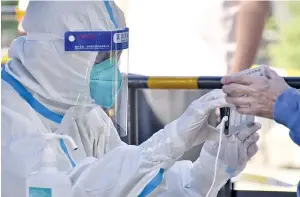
left=1, top=1, right=259, bottom=197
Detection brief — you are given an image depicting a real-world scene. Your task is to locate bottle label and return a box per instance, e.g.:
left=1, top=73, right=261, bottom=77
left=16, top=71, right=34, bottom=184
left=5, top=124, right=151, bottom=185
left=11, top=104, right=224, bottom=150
left=29, top=187, right=52, bottom=197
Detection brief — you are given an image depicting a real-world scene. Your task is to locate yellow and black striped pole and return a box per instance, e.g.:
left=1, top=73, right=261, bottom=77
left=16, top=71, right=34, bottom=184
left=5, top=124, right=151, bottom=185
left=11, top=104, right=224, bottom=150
left=128, top=75, right=300, bottom=89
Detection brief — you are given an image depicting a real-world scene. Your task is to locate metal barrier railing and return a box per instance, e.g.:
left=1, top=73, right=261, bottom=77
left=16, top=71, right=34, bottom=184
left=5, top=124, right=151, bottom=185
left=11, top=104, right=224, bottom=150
left=128, top=75, right=300, bottom=145
left=128, top=75, right=300, bottom=197
left=128, top=76, right=300, bottom=89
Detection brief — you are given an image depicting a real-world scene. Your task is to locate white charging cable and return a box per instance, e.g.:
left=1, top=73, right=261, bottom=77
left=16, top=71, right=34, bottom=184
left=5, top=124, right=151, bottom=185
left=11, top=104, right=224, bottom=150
left=205, top=116, right=228, bottom=197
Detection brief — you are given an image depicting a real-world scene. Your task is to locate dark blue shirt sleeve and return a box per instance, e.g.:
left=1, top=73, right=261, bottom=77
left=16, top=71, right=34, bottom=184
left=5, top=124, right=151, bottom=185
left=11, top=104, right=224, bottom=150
left=274, top=87, right=300, bottom=146
left=298, top=181, right=300, bottom=197
left=274, top=88, right=300, bottom=196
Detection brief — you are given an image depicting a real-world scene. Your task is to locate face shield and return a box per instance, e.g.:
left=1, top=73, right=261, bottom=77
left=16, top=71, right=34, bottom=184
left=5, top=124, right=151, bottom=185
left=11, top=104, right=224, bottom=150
left=65, top=28, right=129, bottom=137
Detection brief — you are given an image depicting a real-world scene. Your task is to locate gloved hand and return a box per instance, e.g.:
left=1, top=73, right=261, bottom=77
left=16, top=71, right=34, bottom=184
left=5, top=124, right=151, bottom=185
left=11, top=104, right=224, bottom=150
left=116, top=90, right=230, bottom=196
left=188, top=122, right=261, bottom=197
left=139, top=89, right=230, bottom=165
left=68, top=90, right=230, bottom=197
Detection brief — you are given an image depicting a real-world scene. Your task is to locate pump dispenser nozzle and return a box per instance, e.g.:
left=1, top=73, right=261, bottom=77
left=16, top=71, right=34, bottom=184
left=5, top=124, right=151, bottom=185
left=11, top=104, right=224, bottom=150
left=42, top=133, right=77, bottom=166
left=59, top=135, right=78, bottom=151
left=43, top=133, right=78, bottom=150
left=26, top=133, right=76, bottom=197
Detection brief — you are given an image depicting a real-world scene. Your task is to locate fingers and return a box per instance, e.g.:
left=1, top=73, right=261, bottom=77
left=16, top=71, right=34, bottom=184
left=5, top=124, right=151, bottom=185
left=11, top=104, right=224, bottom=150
left=191, top=89, right=225, bottom=105
left=221, top=75, right=255, bottom=85
left=208, top=97, right=231, bottom=110
left=244, top=133, right=260, bottom=150
left=236, top=107, right=257, bottom=116
left=192, top=89, right=232, bottom=113
left=248, top=122, right=262, bottom=132
left=238, top=124, right=260, bottom=159
left=247, top=143, right=259, bottom=159
left=203, top=89, right=226, bottom=101
left=264, top=67, right=279, bottom=79
left=225, top=95, right=253, bottom=106
left=222, top=83, right=254, bottom=96
left=236, top=123, right=261, bottom=142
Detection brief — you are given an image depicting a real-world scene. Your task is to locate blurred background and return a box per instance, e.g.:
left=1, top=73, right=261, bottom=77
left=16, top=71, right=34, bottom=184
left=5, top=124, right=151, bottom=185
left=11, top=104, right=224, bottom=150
left=1, top=0, right=300, bottom=194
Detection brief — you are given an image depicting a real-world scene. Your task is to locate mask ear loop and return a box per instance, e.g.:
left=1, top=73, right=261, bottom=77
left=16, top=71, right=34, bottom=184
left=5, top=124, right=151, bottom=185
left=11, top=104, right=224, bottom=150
left=205, top=116, right=228, bottom=197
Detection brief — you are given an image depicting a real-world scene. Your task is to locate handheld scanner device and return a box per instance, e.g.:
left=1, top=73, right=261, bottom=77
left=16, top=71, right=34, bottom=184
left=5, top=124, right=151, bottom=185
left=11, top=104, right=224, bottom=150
left=223, top=65, right=267, bottom=136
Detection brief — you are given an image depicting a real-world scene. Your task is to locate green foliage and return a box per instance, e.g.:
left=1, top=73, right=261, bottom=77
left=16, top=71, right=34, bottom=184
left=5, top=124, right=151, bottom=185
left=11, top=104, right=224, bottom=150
left=288, top=1, right=300, bottom=16
left=1, top=1, right=18, bottom=48
left=1, top=20, right=18, bottom=47
left=1, top=1, right=18, bottom=6
left=267, top=2, right=300, bottom=71
left=265, top=17, right=278, bottom=31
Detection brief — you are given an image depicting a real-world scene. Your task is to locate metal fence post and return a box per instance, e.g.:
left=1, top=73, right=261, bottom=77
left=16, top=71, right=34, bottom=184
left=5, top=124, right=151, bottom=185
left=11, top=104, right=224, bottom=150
left=128, top=87, right=139, bottom=145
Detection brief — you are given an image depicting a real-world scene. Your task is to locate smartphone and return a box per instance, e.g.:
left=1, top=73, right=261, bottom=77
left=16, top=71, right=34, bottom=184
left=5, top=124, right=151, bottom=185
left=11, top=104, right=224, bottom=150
left=223, top=65, right=267, bottom=136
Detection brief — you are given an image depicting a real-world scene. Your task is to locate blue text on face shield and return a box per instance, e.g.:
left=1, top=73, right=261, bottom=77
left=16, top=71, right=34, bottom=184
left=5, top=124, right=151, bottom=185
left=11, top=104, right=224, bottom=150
left=90, top=58, right=123, bottom=109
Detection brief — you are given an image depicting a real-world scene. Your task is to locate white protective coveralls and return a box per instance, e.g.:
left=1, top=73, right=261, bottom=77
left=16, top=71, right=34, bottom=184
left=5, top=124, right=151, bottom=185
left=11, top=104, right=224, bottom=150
left=153, top=124, right=260, bottom=197
left=1, top=1, right=260, bottom=197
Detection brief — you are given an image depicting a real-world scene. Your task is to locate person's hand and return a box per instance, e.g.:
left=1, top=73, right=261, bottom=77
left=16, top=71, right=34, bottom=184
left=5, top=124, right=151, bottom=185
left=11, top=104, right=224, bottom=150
left=203, top=123, right=260, bottom=173
left=139, top=89, right=230, bottom=165
left=188, top=123, right=261, bottom=197
left=174, top=89, right=231, bottom=149
left=221, top=67, right=290, bottom=119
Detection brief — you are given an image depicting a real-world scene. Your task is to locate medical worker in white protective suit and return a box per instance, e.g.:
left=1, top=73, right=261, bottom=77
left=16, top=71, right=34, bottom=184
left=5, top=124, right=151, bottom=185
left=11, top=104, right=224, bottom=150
left=1, top=1, right=260, bottom=197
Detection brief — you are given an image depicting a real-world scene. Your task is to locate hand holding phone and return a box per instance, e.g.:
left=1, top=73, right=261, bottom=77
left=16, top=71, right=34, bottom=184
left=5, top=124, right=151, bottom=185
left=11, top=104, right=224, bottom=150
left=223, top=65, right=267, bottom=136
